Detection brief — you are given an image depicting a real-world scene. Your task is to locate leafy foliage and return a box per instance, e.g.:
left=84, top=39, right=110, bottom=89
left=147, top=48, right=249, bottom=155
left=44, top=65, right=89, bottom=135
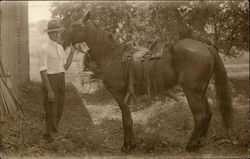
left=51, top=1, right=248, bottom=56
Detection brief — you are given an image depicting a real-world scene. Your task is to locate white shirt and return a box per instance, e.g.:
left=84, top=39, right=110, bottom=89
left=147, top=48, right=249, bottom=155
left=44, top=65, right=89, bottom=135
left=38, top=39, right=68, bottom=74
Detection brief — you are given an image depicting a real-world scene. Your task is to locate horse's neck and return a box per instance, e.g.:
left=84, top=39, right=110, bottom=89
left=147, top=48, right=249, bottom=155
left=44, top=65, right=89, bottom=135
left=85, top=23, right=120, bottom=69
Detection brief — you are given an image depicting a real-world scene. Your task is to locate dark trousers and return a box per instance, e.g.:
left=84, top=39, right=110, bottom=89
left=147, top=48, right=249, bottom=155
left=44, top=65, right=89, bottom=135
left=42, top=72, right=65, bottom=136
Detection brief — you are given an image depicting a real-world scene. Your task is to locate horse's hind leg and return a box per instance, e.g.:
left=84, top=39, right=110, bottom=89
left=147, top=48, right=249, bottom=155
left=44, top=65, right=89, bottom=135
left=200, top=94, right=212, bottom=137
left=200, top=70, right=213, bottom=137
left=182, top=87, right=210, bottom=152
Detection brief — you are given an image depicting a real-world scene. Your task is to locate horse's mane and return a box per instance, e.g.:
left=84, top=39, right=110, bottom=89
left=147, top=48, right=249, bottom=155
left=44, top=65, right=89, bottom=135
left=86, top=21, right=126, bottom=57
left=86, top=21, right=116, bottom=47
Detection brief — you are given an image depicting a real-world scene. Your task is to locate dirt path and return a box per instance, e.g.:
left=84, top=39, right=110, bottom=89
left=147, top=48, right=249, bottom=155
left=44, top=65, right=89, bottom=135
left=67, top=78, right=249, bottom=158
left=0, top=80, right=249, bottom=158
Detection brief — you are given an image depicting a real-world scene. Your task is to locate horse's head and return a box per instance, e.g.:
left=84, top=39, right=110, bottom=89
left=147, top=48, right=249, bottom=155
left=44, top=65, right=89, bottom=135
left=60, top=12, right=91, bottom=48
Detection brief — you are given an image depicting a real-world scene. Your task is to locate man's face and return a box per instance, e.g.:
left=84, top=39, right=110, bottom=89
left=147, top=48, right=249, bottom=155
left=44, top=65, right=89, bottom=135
left=48, top=31, right=60, bottom=42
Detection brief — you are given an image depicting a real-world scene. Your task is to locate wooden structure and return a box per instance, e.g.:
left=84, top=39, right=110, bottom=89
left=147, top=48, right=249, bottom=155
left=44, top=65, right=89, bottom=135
left=0, top=1, right=30, bottom=90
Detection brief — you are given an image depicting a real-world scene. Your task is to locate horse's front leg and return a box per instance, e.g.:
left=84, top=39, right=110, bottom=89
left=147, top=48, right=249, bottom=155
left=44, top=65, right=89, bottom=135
left=103, top=80, right=136, bottom=152
left=115, top=94, right=136, bottom=152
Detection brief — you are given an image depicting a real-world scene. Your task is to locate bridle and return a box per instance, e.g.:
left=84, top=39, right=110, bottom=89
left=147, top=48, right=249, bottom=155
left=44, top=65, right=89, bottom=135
left=73, top=44, right=102, bottom=77
left=64, top=21, right=117, bottom=78
left=63, top=23, right=96, bottom=66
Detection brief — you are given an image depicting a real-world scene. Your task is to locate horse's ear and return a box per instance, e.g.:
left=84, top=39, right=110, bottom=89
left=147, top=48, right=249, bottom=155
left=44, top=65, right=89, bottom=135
left=108, top=34, right=115, bottom=43
left=82, top=11, right=91, bottom=23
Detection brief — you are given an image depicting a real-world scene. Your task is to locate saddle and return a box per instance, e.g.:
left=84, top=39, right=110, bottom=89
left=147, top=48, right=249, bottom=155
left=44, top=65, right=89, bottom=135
left=122, top=41, right=167, bottom=105
left=122, top=41, right=166, bottom=62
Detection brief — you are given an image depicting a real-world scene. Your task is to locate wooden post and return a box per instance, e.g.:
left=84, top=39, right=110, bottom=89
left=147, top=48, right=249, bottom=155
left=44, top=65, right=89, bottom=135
left=0, top=2, right=30, bottom=91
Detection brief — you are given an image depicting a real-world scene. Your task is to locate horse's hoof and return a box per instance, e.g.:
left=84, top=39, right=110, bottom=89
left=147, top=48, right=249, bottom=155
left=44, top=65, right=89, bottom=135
left=121, top=144, right=136, bottom=153
left=186, top=142, right=203, bottom=152
left=186, top=139, right=204, bottom=152
left=185, top=144, right=199, bottom=152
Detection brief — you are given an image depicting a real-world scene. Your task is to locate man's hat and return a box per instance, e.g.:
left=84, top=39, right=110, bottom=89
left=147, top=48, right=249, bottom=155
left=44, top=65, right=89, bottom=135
left=44, top=20, right=64, bottom=33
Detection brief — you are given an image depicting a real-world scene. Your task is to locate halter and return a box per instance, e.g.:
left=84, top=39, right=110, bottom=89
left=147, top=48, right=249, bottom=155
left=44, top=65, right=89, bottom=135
left=67, top=21, right=117, bottom=78
left=62, top=22, right=98, bottom=68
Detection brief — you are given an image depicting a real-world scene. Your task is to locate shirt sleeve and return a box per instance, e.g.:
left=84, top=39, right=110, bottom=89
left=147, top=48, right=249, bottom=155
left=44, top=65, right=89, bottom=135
left=38, top=47, right=48, bottom=72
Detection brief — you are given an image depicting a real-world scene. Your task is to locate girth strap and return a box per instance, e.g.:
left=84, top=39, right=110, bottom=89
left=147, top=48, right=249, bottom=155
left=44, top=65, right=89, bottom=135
left=122, top=56, right=160, bottom=105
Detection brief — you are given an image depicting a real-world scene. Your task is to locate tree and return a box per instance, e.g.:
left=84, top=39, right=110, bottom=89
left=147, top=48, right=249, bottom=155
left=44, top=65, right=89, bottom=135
left=50, top=1, right=248, bottom=56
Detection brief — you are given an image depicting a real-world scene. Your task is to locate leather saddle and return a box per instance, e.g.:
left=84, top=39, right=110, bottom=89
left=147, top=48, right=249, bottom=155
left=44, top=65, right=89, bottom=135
left=122, top=40, right=168, bottom=105
left=122, top=40, right=166, bottom=62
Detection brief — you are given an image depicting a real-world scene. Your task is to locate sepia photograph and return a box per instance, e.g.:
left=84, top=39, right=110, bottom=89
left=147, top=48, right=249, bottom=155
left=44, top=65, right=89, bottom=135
left=0, top=1, right=249, bottom=158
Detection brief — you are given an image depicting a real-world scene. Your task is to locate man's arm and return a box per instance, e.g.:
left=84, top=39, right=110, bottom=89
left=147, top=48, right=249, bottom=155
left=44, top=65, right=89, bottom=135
left=40, top=70, right=55, bottom=102
left=38, top=47, right=55, bottom=102
left=64, top=46, right=76, bottom=70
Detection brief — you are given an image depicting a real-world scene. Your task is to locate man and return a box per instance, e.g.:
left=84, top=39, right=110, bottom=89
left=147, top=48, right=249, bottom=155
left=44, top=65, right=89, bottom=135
left=38, top=20, right=76, bottom=142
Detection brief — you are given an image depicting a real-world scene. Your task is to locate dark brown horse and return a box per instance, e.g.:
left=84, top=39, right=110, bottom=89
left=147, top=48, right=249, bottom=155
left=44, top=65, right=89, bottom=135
left=60, top=12, right=233, bottom=152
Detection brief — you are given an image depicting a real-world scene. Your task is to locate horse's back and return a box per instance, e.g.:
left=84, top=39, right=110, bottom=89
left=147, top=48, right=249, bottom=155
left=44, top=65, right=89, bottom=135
left=173, top=39, right=212, bottom=56
left=171, top=39, right=214, bottom=88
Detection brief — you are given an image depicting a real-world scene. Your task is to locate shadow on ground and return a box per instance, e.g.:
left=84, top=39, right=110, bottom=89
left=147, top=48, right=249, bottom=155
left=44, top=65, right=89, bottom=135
left=0, top=81, right=249, bottom=158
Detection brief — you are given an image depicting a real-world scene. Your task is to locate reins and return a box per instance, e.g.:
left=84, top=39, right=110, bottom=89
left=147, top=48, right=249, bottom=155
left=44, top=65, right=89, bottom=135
left=73, top=45, right=103, bottom=78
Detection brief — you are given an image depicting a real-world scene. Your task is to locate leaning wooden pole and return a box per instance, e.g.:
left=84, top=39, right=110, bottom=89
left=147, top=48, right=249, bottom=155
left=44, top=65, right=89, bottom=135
left=0, top=58, right=22, bottom=120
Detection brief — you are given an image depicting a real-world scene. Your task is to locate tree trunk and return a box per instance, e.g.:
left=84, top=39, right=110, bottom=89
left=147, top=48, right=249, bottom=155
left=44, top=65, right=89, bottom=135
left=213, top=19, right=219, bottom=48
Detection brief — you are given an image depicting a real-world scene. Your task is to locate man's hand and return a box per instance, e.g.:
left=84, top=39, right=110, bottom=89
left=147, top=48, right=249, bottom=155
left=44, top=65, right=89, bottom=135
left=69, top=43, right=76, bottom=53
left=48, top=90, right=55, bottom=103
left=71, top=45, right=77, bottom=54
left=40, top=70, right=55, bottom=103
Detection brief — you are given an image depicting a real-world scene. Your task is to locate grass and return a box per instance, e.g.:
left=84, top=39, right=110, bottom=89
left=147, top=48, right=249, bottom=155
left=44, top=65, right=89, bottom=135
left=0, top=79, right=248, bottom=158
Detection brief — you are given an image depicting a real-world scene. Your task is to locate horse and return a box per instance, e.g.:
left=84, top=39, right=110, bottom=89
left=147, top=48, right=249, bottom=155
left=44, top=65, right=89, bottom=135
left=60, top=12, right=233, bottom=152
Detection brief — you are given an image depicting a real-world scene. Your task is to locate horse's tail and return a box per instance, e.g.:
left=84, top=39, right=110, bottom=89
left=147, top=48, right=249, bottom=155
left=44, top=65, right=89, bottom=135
left=209, top=46, right=233, bottom=129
